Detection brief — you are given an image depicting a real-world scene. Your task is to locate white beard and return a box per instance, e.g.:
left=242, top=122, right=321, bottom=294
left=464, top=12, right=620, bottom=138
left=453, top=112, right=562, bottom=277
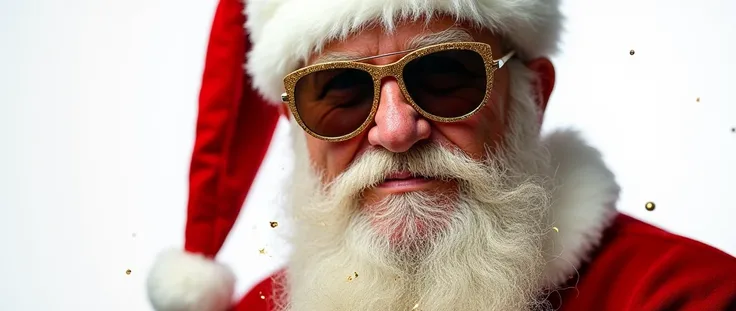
left=275, top=62, right=557, bottom=311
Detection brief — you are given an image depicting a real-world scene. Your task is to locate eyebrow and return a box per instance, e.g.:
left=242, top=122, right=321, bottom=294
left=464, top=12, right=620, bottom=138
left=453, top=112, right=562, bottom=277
left=406, top=27, right=474, bottom=49
left=313, top=51, right=364, bottom=64
left=311, top=26, right=474, bottom=64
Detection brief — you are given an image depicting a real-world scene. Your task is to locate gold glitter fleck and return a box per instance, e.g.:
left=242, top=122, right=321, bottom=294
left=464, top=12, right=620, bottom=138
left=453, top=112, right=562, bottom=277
left=552, top=227, right=559, bottom=233
left=270, top=221, right=279, bottom=228
left=413, top=303, right=420, bottom=310
left=696, top=97, right=700, bottom=102
left=629, top=49, right=635, bottom=55
left=645, top=201, right=656, bottom=211
left=259, top=248, right=266, bottom=255
left=347, top=272, right=359, bottom=282
left=125, top=269, right=132, bottom=275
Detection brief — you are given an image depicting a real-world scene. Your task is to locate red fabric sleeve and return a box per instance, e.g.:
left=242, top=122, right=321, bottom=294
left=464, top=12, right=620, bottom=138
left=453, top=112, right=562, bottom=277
left=554, top=214, right=736, bottom=311
left=234, top=275, right=278, bottom=311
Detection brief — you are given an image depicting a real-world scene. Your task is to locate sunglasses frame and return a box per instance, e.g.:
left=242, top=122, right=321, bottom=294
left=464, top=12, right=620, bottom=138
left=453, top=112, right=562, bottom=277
left=281, top=42, right=515, bottom=142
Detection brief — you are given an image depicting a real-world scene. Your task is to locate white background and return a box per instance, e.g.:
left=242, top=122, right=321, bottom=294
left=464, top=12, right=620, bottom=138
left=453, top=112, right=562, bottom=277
left=1, top=0, right=734, bottom=310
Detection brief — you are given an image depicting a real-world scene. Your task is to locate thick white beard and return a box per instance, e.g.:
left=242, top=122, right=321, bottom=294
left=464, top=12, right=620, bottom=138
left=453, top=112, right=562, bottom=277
left=275, top=62, right=556, bottom=311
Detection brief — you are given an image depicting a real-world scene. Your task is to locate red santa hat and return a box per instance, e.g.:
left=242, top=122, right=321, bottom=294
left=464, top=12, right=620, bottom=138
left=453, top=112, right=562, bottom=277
left=146, top=0, right=562, bottom=310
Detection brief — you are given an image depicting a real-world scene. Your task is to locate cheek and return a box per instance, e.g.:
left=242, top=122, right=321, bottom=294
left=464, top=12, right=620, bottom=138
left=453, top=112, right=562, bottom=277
left=435, top=71, right=510, bottom=157
left=436, top=104, right=508, bottom=159
left=304, top=134, right=367, bottom=182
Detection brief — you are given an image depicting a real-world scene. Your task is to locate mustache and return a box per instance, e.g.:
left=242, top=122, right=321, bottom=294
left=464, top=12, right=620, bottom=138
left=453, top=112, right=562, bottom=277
left=325, top=143, right=491, bottom=197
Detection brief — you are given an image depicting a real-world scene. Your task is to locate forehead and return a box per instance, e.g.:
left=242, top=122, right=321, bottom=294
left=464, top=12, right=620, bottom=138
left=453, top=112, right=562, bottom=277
left=308, top=16, right=502, bottom=65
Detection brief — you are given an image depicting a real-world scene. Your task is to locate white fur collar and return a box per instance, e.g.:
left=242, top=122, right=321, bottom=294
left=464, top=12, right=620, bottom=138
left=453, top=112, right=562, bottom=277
left=540, top=129, right=620, bottom=287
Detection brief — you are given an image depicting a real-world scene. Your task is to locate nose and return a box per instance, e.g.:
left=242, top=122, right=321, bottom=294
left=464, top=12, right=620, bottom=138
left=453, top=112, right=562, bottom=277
left=367, top=80, right=431, bottom=152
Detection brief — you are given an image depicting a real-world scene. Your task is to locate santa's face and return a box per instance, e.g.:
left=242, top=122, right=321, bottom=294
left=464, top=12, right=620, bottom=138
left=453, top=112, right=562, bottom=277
left=303, top=16, right=512, bottom=200
left=278, top=16, right=558, bottom=311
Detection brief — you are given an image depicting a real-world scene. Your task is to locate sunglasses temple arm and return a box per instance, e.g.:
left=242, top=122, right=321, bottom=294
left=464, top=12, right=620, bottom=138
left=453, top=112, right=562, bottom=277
left=494, top=50, right=516, bottom=69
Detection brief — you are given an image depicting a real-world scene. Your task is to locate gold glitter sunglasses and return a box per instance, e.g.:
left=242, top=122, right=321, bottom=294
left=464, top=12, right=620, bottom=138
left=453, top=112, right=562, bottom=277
left=280, top=42, right=515, bottom=142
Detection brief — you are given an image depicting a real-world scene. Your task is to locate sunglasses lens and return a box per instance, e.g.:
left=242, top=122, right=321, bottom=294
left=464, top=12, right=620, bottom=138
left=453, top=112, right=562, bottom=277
left=403, top=49, right=488, bottom=118
left=294, top=68, right=374, bottom=137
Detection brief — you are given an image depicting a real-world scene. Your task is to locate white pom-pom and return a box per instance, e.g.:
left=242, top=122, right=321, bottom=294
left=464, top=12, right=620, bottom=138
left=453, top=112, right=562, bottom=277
left=146, top=249, right=235, bottom=311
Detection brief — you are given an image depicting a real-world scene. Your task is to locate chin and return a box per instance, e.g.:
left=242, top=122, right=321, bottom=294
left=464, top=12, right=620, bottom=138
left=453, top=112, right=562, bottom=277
left=281, top=186, right=552, bottom=311
left=362, top=190, right=459, bottom=250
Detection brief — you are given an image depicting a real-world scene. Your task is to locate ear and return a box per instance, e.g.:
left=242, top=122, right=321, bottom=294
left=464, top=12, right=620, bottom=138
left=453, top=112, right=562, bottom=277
left=525, top=58, right=555, bottom=123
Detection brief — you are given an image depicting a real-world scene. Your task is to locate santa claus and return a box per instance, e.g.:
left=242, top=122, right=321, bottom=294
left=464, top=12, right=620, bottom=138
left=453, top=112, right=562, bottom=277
left=146, top=0, right=736, bottom=310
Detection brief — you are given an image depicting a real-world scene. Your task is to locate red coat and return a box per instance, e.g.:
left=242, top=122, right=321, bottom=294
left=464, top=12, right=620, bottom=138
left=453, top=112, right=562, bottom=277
left=235, top=213, right=736, bottom=311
